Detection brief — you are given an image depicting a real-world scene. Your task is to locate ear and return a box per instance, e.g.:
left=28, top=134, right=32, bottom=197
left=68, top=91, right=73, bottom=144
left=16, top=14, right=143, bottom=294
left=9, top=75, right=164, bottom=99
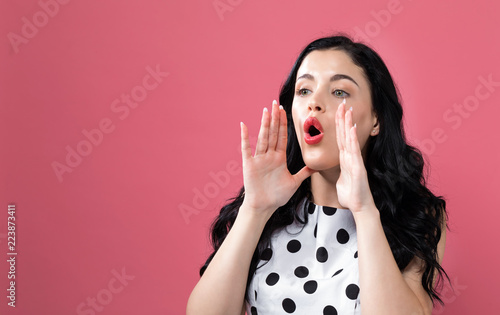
left=371, top=115, right=380, bottom=136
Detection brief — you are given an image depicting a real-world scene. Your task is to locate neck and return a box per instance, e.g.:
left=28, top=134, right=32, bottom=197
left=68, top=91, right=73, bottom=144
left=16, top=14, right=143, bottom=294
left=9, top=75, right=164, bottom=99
left=310, top=166, right=344, bottom=209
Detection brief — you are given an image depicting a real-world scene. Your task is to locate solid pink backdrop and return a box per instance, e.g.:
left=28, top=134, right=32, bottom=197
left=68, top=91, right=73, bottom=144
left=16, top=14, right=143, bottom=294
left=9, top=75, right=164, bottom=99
left=1, top=0, right=499, bottom=314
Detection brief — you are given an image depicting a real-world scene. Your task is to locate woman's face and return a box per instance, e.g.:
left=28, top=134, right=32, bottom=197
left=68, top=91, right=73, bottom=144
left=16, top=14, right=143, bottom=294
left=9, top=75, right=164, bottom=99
left=291, top=49, right=379, bottom=171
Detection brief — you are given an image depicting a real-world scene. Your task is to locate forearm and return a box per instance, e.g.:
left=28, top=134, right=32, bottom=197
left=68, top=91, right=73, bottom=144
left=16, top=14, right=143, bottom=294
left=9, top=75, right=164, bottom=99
left=353, top=207, right=428, bottom=315
left=186, top=205, right=269, bottom=315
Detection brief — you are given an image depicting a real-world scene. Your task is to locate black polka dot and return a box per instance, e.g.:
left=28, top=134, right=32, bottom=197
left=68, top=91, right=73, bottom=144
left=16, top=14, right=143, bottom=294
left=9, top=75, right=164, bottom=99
left=316, top=247, right=328, bottom=263
left=346, top=284, right=360, bottom=300
left=336, top=229, right=350, bottom=244
left=287, top=240, right=301, bottom=253
left=323, top=206, right=337, bottom=216
left=254, top=290, right=257, bottom=301
left=354, top=251, right=358, bottom=258
left=332, top=269, right=343, bottom=277
left=314, top=224, right=317, bottom=238
left=250, top=306, right=258, bottom=315
left=261, top=248, right=273, bottom=261
left=304, top=280, right=318, bottom=294
left=294, top=266, right=309, bottom=278
left=323, top=305, right=338, bottom=315
left=282, top=298, right=296, bottom=313
left=266, top=273, right=279, bottom=286
left=308, top=202, right=315, bottom=214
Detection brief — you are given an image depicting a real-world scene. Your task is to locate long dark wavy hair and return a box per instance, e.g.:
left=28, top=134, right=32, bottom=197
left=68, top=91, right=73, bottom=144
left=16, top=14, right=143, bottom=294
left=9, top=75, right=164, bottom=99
left=200, top=34, right=449, bottom=305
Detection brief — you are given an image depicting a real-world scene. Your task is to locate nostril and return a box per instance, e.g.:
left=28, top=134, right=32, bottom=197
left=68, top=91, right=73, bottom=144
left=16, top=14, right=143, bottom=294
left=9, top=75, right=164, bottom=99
left=308, top=103, right=323, bottom=112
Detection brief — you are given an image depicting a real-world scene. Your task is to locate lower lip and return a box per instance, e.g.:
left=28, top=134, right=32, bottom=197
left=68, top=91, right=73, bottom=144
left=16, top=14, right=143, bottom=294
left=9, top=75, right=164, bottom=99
left=304, top=133, right=323, bottom=145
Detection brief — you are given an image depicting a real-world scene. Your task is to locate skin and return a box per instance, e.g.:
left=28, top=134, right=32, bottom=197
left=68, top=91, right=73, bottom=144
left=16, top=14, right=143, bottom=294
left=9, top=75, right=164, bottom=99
left=292, top=49, right=379, bottom=210
left=187, top=49, right=446, bottom=315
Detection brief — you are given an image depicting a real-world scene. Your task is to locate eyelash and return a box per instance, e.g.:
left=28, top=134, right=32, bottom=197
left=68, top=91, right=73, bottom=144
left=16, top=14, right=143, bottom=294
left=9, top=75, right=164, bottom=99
left=295, top=88, right=350, bottom=98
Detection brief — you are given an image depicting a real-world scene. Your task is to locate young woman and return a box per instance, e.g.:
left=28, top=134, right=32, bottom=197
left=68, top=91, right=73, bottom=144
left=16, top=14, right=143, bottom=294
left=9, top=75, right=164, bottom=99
left=187, top=35, right=448, bottom=315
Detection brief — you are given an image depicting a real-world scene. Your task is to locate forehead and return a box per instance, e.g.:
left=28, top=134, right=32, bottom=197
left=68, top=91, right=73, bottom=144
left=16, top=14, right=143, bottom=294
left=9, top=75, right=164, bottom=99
left=296, top=49, right=367, bottom=83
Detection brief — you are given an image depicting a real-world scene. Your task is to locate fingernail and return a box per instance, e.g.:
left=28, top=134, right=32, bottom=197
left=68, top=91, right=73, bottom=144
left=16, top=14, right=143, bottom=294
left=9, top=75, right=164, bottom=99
left=349, top=106, right=353, bottom=111
left=343, top=98, right=346, bottom=104
left=264, top=107, right=268, bottom=112
left=354, top=123, right=357, bottom=128
left=273, top=100, right=277, bottom=105
left=279, top=105, right=284, bottom=110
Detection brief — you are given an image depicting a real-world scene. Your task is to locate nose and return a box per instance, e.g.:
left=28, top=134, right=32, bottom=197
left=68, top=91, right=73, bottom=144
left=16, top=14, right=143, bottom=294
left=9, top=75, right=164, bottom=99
left=307, top=99, right=325, bottom=113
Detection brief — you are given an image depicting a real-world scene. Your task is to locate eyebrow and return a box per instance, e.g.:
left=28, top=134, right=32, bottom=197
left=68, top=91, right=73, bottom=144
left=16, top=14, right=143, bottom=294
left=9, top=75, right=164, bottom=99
left=296, top=73, right=359, bottom=87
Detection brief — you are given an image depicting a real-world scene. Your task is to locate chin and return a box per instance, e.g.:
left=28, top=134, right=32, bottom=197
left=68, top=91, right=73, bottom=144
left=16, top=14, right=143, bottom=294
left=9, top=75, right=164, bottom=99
left=300, top=145, right=340, bottom=170
left=302, top=157, right=340, bottom=172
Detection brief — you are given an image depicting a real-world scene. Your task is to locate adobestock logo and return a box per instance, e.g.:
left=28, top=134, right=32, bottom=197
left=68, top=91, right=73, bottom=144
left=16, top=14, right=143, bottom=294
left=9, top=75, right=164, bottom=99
left=213, top=0, right=243, bottom=21
left=352, top=0, right=411, bottom=43
left=178, top=161, right=242, bottom=224
left=433, top=277, right=467, bottom=314
left=76, top=267, right=135, bottom=315
left=178, top=135, right=257, bottom=224
left=51, top=64, right=169, bottom=183
left=413, top=73, right=499, bottom=157
left=7, top=0, right=72, bottom=54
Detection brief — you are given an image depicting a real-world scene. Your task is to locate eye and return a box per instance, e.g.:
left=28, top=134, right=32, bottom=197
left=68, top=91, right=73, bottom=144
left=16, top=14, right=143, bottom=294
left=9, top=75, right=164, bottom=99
left=296, top=88, right=311, bottom=96
left=333, top=89, right=349, bottom=98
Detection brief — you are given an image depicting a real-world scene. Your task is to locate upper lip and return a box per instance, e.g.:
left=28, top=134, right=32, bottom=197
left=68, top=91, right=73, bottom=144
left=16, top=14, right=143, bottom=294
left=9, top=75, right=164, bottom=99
left=303, top=116, right=323, bottom=136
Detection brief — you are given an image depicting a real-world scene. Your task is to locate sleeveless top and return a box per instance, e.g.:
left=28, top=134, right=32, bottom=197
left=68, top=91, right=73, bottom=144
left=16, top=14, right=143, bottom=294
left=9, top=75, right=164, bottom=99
left=245, top=198, right=361, bottom=315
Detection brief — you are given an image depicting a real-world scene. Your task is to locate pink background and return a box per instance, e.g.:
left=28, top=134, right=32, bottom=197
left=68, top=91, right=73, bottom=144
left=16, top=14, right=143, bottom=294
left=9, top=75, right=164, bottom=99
left=1, top=0, right=499, bottom=314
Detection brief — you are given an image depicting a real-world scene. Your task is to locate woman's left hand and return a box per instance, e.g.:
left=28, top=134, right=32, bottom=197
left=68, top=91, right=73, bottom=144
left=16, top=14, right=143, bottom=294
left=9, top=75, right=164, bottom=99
left=335, top=101, right=377, bottom=214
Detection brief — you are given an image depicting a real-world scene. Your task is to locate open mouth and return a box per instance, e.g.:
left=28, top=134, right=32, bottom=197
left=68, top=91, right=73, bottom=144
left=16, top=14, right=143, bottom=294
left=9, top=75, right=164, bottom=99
left=303, top=117, right=324, bottom=145
left=308, top=125, right=321, bottom=137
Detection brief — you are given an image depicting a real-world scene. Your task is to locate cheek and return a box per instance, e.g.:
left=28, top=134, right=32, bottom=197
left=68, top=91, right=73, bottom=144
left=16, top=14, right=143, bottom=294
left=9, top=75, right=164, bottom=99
left=352, top=110, right=374, bottom=147
left=291, top=105, right=302, bottom=137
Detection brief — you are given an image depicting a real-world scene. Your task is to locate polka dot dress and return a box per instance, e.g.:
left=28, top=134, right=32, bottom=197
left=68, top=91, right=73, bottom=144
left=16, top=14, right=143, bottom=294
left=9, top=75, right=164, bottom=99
left=246, top=198, right=360, bottom=314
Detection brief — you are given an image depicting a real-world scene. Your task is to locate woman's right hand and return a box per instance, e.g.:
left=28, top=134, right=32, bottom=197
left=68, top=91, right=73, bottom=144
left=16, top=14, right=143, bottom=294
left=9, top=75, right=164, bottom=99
left=240, top=100, right=316, bottom=220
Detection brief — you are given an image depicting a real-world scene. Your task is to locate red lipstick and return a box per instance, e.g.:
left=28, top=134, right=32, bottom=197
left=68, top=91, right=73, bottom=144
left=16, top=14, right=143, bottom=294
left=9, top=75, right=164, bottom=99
left=303, top=117, right=324, bottom=145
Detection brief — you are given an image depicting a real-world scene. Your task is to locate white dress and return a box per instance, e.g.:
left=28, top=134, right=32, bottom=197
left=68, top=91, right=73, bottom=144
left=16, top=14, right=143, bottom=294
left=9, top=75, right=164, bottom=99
left=246, top=198, right=361, bottom=315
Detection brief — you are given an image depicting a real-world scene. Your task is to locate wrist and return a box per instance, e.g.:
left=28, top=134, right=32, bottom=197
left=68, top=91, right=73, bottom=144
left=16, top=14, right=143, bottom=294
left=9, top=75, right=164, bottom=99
left=238, top=201, right=275, bottom=228
left=352, top=203, right=380, bottom=223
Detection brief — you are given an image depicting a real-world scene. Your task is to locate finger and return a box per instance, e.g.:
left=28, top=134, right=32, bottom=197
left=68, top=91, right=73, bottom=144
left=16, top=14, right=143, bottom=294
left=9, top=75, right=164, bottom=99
left=255, top=107, right=270, bottom=155
left=345, top=107, right=353, bottom=152
left=336, top=101, right=345, bottom=151
left=347, top=124, right=365, bottom=174
left=276, top=104, right=288, bottom=152
left=240, top=122, right=252, bottom=161
left=350, top=124, right=363, bottom=163
left=293, top=166, right=317, bottom=186
left=268, top=100, right=279, bottom=151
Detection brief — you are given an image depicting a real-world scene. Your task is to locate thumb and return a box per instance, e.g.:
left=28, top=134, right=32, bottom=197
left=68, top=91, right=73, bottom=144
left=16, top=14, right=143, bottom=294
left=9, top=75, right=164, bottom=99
left=293, top=166, right=316, bottom=186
